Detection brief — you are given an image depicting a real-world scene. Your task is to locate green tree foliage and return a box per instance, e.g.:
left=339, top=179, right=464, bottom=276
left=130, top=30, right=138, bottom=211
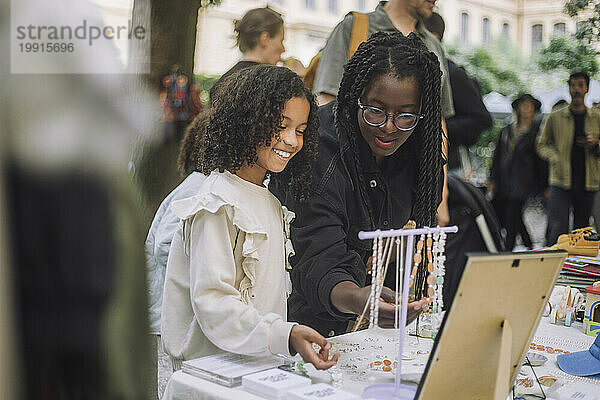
left=565, top=0, right=600, bottom=42
left=538, top=35, right=599, bottom=76
left=446, top=41, right=528, bottom=97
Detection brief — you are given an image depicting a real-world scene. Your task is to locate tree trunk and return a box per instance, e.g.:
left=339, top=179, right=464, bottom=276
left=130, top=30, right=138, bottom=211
left=149, top=0, right=201, bottom=88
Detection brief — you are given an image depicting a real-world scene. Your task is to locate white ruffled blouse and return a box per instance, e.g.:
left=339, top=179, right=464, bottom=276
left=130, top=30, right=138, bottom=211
left=161, top=170, right=296, bottom=365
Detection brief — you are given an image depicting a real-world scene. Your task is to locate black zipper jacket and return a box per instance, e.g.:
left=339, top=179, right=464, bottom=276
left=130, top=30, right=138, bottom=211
left=270, top=101, right=416, bottom=337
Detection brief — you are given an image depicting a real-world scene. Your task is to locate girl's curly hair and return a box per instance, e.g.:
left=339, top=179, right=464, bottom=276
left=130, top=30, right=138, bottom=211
left=198, top=65, right=319, bottom=201
left=336, top=31, right=444, bottom=227
left=178, top=109, right=208, bottom=177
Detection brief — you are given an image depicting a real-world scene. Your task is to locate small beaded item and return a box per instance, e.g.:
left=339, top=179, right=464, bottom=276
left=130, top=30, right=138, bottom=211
left=409, top=234, right=425, bottom=290
left=425, top=232, right=434, bottom=301
left=431, top=230, right=446, bottom=314
left=369, top=232, right=382, bottom=328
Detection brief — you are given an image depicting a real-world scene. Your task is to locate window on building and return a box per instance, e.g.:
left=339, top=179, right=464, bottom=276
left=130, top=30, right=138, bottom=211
left=305, top=0, right=315, bottom=9
left=357, top=0, right=365, bottom=11
left=532, top=24, right=543, bottom=52
left=553, top=22, right=566, bottom=36
left=502, top=22, right=509, bottom=37
left=482, top=18, right=490, bottom=46
left=460, top=13, right=469, bottom=44
left=328, top=0, right=337, bottom=14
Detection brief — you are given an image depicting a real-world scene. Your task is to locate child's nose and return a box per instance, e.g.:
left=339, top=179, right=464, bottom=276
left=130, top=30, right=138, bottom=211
left=281, top=130, right=298, bottom=147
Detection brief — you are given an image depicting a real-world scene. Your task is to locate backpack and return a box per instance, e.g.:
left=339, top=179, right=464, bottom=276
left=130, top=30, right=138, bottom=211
left=159, top=72, right=202, bottom=123
left=444, top=172, right=505, bottom=309
left=303, top=11, right=369, bottom=91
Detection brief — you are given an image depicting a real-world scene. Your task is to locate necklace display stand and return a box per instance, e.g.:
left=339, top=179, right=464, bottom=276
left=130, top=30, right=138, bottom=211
left=357, top=226, right=458, bottom=400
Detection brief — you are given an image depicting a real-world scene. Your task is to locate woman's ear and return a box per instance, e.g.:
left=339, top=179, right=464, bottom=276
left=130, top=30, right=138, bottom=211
left=258, top=31, right=270, bottom=48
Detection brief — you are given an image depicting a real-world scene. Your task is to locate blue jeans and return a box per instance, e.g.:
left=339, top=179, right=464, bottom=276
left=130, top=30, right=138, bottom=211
left=546, top=185, right=595, bottom=245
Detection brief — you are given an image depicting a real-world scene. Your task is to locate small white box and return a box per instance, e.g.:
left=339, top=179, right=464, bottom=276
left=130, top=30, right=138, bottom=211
left=286, top=383, right=360, bottom=400
left=242, top=368, right=311, bottom=399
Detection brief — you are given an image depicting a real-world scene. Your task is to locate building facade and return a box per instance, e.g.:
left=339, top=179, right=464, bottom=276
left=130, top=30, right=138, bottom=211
left=91, top=0, right=577, bottom=75
left=195, top=0, right=576, bottom=76
left=437, top=0, right=576, bottom=55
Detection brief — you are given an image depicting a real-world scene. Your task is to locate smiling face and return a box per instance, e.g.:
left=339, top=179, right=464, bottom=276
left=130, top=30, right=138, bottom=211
left=357, top=74, right=421, bottom=165
left=237, top=96, right=309, bottom=185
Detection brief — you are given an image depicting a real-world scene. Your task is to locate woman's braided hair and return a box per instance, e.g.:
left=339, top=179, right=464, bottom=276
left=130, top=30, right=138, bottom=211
left=198, top=65, right=319, bottom=202
left=336, top=31, right=444, bottom=227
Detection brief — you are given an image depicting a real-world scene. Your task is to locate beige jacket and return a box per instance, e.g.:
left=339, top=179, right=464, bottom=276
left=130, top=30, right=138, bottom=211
left=536, top=106, right=600, bottom=191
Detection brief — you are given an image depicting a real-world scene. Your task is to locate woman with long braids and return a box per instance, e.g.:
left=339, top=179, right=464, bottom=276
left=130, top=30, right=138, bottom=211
left=270, top=32, right=444, bottom=337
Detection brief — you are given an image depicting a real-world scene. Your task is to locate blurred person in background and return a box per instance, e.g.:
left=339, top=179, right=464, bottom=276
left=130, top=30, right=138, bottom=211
left=590, top=101, right=600, bottom=232
left=537, top=72, right=600, bottom=245
left=158, top=69, right=203, bottom=142
left=209, top=6, right=285, bottom=101
left=424, top=12, right=492, bottom=178
left=2, top=0, right=153, bottom=399
left=553, top=99, right=569, bottom=112
left=145, top=117, right=206, bottom=397
left=490, top=94, right=546, bottom=250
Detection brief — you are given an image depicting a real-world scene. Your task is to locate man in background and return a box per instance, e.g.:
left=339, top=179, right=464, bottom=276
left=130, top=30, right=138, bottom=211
left=537, top=71, right=600, bottom=245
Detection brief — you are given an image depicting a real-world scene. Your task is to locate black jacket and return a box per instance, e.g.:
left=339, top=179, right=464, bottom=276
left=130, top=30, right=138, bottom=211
left=446, top=60, right=493, bottom=171
left=270, top=102, right=416, bottom=337
left=490, top=119, right=548, bottom=201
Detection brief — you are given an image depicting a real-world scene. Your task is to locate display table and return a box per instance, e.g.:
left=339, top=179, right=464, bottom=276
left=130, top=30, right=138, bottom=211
left=162, top=318, right=599, bottom=400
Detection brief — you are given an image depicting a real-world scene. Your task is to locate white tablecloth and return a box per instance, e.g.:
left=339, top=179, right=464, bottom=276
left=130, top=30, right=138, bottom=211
left=162, top=318, right=599, bottom=400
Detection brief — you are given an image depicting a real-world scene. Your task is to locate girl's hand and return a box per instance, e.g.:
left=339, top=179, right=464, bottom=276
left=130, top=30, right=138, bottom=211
left=289, top=325, right=339, bottom=370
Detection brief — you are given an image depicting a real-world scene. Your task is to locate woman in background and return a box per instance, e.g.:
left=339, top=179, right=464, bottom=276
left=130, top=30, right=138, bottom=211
left=490, top=93, right=546, bottom=250
left=209, top=7, right=285, bottom=100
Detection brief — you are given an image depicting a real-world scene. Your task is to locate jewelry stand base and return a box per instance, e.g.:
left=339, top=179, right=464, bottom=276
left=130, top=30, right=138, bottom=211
left=362, top=383, right=416, bottom=399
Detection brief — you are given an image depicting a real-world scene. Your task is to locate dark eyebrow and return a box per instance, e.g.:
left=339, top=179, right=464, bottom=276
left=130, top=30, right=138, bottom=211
left=368, top=98, right=418, bottom=109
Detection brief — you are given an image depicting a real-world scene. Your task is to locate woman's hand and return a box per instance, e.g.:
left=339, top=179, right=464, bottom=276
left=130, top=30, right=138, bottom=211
left=331, top=282, right=429, bottom=327
left=374, top=286, right=429, bottom=327
left=436, top=198, right=450, bottom=227
left=289, top=325, right=339, bottom=370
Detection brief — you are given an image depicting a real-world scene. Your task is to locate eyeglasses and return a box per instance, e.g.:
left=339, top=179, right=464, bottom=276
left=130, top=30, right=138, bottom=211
left=357, top=99, right=424, bottom=131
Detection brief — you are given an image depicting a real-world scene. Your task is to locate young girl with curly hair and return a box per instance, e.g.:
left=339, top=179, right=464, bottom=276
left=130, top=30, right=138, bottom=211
left=161, top=65, right=338, bottom=379
left=271, top=32, right=443, bottom=337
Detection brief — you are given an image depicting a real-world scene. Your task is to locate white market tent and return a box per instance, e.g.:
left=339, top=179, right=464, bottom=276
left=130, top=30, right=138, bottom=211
left=482, top=80, right=600, bottom=119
